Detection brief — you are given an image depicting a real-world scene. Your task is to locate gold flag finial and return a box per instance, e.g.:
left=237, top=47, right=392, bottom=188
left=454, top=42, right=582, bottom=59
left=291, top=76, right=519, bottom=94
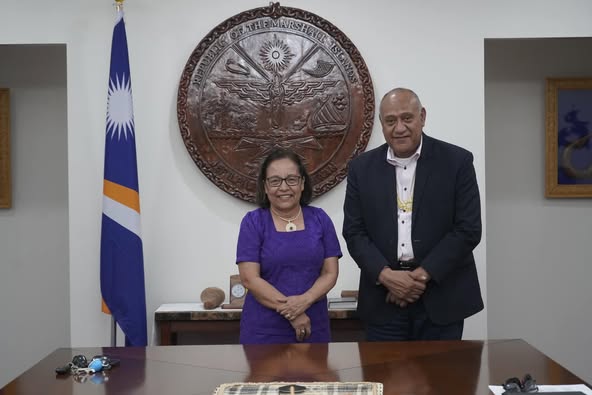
left=115, top=0, right=125, bottom=12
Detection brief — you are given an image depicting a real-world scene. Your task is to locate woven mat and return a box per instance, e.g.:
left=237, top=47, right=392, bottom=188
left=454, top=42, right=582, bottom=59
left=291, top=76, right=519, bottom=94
left=214, top=382, right=383, bottom=395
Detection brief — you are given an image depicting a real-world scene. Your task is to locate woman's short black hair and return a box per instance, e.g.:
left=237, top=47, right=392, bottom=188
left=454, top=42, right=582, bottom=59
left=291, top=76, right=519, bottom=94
left=255, top=148, right=313, bottom=208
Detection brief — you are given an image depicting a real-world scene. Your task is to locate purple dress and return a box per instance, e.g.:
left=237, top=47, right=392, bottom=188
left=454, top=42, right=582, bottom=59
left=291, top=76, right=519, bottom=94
left=236, top=205, right=342, bottom=344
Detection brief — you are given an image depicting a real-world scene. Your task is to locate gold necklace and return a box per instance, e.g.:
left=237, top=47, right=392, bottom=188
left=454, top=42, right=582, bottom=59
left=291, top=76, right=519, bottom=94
left=271, top=206, right=302, bottom=232
left=396, top=164, right=416, bottom=213
left=396, top=195, right=413, bottom=212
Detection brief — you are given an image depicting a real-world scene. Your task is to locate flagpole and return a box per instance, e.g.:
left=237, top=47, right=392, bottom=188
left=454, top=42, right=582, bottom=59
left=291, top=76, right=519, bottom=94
left=109, top=0, right=124, bottom=349
left=111, top=318, right=117, bottom=346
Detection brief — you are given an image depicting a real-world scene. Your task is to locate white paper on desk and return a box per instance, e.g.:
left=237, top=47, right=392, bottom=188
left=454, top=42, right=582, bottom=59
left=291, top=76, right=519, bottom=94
left=489, top=384, right=592, bottom=394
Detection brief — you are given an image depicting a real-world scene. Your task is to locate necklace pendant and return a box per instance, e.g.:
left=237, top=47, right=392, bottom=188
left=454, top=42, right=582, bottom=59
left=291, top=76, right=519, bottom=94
left=285, top=222, right=297, bottom=232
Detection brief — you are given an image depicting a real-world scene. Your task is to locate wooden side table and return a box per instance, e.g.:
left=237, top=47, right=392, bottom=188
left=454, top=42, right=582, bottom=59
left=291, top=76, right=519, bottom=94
left=155, top=303, right=364, bottom=345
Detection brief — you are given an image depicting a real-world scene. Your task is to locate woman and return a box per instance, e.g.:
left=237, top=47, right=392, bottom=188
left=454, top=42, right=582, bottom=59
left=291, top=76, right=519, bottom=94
left=236, top=149, right=341, bottom=344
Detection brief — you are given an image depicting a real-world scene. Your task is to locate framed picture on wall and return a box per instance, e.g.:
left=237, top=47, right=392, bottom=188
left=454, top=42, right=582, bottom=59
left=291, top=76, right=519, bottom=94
left=0, top=88, right=11, bottom=208
left=545, top=78, right=592, bottom=198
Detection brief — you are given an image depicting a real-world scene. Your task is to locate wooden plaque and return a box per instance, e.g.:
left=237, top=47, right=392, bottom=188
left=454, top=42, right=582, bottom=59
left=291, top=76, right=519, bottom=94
left=178, top=2, right=374, bottom=202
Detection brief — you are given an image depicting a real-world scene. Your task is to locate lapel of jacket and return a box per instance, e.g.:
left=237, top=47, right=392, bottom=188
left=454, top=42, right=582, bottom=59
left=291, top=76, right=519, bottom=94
left=412, top=134, right=435, bottom=227
left=376, top=144, right=397, bottom=232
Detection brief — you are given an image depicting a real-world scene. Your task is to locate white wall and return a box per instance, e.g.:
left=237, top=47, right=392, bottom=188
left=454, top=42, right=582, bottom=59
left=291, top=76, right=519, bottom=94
left=485, top=38, right=592, bottom=383
left=0, top=45, right=69, bottom=387
left=0, top=0, right=591, bottom=387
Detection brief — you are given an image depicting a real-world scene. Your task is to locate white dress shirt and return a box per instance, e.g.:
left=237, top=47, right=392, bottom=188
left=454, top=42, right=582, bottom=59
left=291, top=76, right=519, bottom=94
left=386, top=138, right=422, bottom=261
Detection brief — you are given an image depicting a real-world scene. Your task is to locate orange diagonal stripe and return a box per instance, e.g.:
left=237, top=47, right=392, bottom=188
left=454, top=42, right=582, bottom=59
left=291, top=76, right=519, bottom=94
left=103, top=179, right=140, bottom=213
left=101, top=299, right=111, bottom=314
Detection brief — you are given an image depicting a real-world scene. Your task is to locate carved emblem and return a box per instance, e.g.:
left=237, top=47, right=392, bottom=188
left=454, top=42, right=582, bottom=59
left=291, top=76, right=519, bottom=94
left=178, top=3, right=374, bottom=202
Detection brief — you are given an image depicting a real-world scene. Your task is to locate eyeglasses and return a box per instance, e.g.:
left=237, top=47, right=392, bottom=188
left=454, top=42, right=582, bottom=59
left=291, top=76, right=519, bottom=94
left=502, top=374, right=538, bottom=393
left=265, top=175, right=302, bottom=188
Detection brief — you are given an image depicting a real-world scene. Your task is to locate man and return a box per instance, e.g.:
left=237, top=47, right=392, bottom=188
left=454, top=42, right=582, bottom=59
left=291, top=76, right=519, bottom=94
left=343, top=88, right=483, bottom=341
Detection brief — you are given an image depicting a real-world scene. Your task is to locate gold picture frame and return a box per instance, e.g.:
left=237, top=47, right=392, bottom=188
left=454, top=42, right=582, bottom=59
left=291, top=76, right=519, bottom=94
left=545, top=78, right=592, bottom=198
left=0, top=88, right=11, bottom=208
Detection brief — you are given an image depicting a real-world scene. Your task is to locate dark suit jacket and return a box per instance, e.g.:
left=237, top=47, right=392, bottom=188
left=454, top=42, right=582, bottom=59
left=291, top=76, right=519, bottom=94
left=343, top=134, right=483, bottom=325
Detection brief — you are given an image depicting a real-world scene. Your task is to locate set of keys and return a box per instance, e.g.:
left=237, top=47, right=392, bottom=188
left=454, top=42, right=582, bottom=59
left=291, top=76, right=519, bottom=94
left=55, top=354, right=120, bottom=377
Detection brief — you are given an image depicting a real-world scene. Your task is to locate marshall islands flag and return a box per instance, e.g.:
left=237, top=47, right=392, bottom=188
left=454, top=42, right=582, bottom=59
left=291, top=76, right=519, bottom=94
left=100, top=4, right=147, bottom=347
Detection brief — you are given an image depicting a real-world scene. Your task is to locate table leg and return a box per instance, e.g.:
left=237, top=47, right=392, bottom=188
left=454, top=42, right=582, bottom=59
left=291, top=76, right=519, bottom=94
left=159, top=322, right=173, bottom=345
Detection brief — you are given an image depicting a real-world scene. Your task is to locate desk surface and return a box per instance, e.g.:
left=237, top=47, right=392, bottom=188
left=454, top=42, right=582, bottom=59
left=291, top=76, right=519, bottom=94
left=2, top=340, right=589, bottom=395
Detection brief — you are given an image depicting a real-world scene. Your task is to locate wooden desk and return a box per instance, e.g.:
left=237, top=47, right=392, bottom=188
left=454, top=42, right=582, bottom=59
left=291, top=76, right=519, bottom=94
left=2, top=340, right=589, bottom=395
left=155, top=303, right=365, bottom=345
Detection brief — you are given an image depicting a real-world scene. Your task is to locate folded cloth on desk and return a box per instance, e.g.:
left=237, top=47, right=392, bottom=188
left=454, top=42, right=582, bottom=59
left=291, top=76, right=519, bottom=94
left=214, top=382, right=382, bottom=395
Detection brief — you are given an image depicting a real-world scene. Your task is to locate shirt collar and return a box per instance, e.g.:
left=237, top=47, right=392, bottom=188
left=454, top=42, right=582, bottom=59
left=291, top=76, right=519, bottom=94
left=386, top=136, right=423, bottom=166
